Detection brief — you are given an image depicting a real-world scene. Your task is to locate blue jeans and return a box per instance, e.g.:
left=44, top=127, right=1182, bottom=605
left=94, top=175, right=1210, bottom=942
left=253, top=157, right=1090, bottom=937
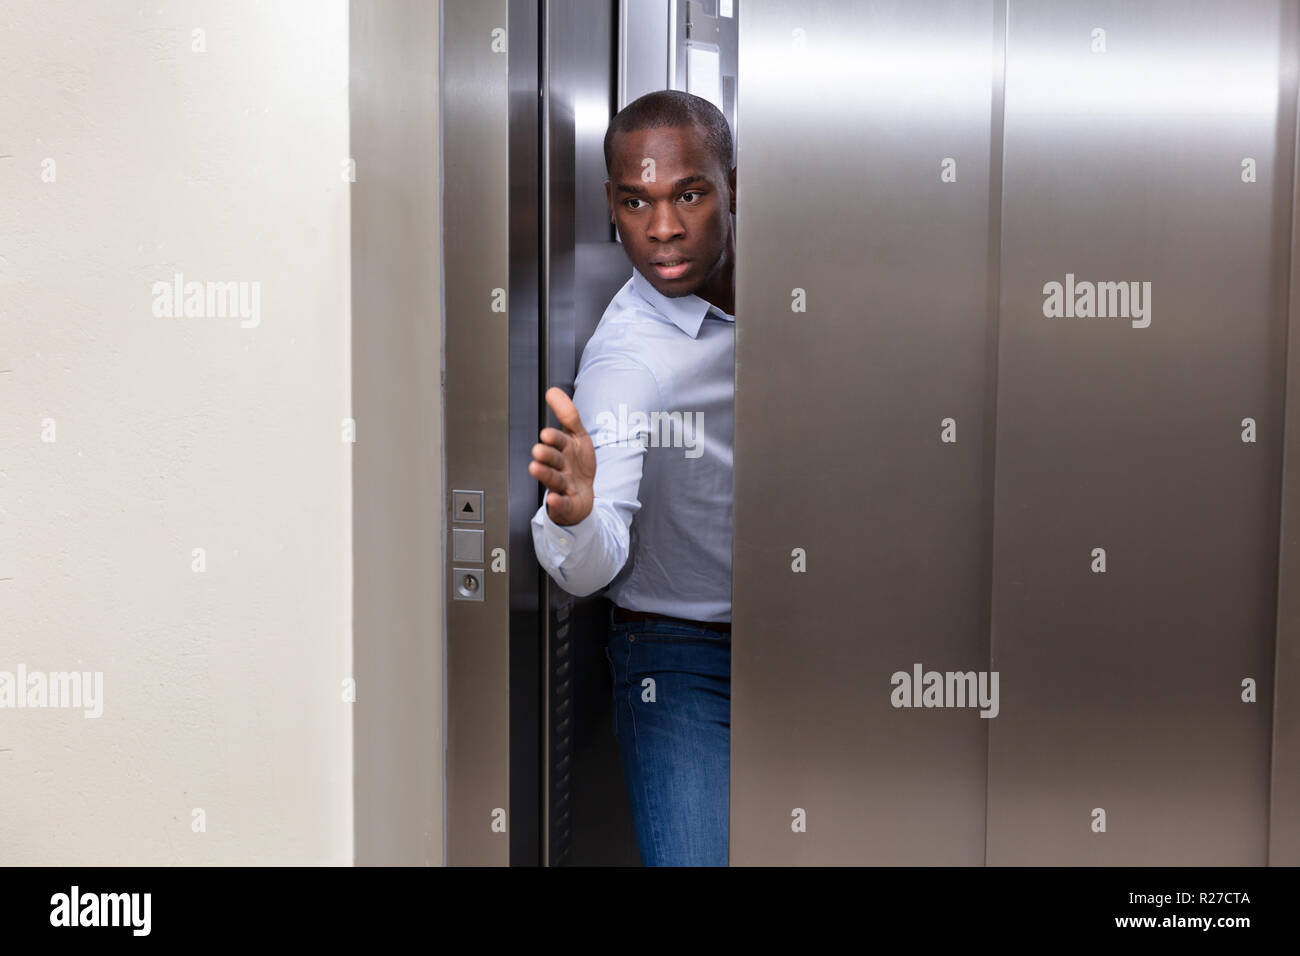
left=604, top=604, right=731, bottom=866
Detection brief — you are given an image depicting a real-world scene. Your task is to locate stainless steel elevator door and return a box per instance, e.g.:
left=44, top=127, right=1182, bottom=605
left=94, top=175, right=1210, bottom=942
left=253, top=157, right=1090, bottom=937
left=731, top=0, right=1001, bottom=865
left=731, top=0, right=1298, bottom=866
left=986, top=0, right=1294, bottom=865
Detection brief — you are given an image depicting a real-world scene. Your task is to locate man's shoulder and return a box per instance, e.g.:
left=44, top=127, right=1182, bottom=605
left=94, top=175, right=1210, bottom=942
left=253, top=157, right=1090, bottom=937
left=586, top=277, right=677, bottom=352
left=572, top=281, right=669, bottom=395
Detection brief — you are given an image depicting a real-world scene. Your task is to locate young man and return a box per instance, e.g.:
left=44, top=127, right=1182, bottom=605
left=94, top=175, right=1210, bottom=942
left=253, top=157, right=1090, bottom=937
left=528, top=90, right=736, bottom=866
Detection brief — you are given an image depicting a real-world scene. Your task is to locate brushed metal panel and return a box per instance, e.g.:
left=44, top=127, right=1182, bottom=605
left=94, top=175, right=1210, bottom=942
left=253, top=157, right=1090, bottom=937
left=620, top=0, right=671, bottom=107
left=1270, top=9, right=1300, bottom=866
left=351, top=0, right=445, bottom=867
left=443, top=0, right=511, bottom=866
left=732, top=0, right=1000, bottom=864
left=987, top=0, right=1294, bottom=864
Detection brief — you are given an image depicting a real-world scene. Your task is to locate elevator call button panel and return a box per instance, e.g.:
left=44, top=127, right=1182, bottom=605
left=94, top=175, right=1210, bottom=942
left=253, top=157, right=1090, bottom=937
left=452, top=489, right=485, bottom=601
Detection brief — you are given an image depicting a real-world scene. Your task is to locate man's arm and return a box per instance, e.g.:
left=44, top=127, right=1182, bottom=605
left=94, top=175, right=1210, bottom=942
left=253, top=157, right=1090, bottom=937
left=530, top=355, right=661, bottom=597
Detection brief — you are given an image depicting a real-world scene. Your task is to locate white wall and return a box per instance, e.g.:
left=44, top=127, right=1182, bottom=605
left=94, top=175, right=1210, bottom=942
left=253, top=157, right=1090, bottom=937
left=0, top=0, right=352, bottom=864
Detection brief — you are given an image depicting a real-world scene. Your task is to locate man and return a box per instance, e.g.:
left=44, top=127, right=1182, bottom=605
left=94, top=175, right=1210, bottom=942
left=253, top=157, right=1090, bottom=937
left=528, top=90, right=736, bottom=867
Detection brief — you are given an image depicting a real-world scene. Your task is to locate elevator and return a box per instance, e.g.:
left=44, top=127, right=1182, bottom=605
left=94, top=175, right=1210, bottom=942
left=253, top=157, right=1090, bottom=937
left=439, top=0, right=1300, bottom=865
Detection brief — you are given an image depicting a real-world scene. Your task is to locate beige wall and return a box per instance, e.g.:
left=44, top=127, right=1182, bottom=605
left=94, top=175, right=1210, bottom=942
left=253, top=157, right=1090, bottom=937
left=0, top=1, right=353, bottom=864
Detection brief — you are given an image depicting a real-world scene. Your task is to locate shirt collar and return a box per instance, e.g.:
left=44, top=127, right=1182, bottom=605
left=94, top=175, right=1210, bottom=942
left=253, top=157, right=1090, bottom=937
left=631, top=267, right=734, bottom=339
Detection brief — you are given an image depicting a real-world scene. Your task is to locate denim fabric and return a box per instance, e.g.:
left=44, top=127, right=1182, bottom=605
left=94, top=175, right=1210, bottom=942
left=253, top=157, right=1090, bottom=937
left=604, top=604, right=730, bottom=866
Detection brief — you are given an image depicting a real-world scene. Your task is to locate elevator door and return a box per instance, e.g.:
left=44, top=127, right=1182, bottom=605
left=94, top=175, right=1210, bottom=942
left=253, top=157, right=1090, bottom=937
left=730, top=0, right=1300, bottom=865
left=731, top=0, right=1000, bottom=865
left=985, top=0, right=1295, bottom=866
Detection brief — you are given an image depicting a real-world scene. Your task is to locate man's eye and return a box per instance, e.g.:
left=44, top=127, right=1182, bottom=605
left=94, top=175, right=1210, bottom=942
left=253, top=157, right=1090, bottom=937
left=679, top=192, right=701, bottom=203
left=624, top=198, right=646, bottom=209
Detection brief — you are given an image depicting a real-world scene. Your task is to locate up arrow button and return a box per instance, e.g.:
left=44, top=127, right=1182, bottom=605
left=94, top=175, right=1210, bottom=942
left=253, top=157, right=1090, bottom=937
left=452, top=490, right=484, bottom=524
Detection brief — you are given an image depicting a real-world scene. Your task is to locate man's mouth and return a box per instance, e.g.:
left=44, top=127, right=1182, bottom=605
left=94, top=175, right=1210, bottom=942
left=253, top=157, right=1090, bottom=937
left=650, top=257, right=690, bottom=280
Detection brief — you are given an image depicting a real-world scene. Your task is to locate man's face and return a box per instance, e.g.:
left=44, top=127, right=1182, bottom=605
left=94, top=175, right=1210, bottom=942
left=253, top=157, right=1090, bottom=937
left=605, top=124, right=735, bottom=299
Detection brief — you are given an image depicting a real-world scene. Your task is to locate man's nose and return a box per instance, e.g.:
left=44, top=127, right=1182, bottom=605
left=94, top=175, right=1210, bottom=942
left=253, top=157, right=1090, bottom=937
left=648, top=203, right=685, bottom=242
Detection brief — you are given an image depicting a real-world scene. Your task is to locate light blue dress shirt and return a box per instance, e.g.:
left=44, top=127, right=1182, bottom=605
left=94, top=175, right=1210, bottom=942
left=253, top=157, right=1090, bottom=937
left=530, top=267, right=735, bottom=622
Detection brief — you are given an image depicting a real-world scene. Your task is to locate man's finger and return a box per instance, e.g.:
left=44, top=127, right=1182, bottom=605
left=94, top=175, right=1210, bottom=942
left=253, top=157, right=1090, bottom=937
left=531, top=442, right=564, bottom=471
left=538, top=426, right=569, bottom=452
left=545, top=386, right=587, bottom=437
left=528, top=460, right=568, bottom=495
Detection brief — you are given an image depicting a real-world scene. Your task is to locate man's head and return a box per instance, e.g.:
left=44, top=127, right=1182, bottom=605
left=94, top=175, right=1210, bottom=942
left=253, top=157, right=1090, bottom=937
left=604, top=91, right=735, bottom=301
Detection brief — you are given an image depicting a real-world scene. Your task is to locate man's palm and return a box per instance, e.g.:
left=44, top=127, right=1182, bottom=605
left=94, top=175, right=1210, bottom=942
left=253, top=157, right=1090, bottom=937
left=530, top=387, right=597, bottom=526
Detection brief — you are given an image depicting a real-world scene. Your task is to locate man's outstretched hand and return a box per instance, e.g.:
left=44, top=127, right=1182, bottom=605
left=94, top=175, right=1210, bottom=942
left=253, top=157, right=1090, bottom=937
left=530, top=386, right=596, bottom=526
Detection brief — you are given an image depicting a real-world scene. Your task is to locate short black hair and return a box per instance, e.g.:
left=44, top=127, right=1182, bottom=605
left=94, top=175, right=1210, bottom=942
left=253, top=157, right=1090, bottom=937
left=603, top=90, right=733, bottom=178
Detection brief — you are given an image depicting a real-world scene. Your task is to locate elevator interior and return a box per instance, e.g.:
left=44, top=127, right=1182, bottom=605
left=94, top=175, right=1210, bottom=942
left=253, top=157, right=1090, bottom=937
left=441, top=0, right=1300, bottom=865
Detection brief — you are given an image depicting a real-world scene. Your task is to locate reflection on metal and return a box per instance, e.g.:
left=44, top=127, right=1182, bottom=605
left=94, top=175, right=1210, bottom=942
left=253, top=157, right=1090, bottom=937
left=619, top=0, right=670, bottom=109
left=633, top=0, right=738, bottom=134
left=733, top=0, right=1000, bottom=866
left=732, top=0, right=1299, bottom=865
left=685, top=1, right=722, bottom=110
left=986, top=0, right=1295, bottom=866
left=1270, top=25, right=1300, bottom=866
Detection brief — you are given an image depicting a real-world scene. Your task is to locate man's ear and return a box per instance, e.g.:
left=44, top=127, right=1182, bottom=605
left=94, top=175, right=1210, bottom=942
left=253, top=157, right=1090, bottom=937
left=604, top=179, right=614, bottom=224
left=728, top=166, right=736, bottom=213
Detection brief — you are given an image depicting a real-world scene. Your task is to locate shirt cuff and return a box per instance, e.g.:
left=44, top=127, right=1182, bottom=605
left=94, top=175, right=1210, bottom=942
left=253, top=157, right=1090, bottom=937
left=538, top=489, right=597, bottom=556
